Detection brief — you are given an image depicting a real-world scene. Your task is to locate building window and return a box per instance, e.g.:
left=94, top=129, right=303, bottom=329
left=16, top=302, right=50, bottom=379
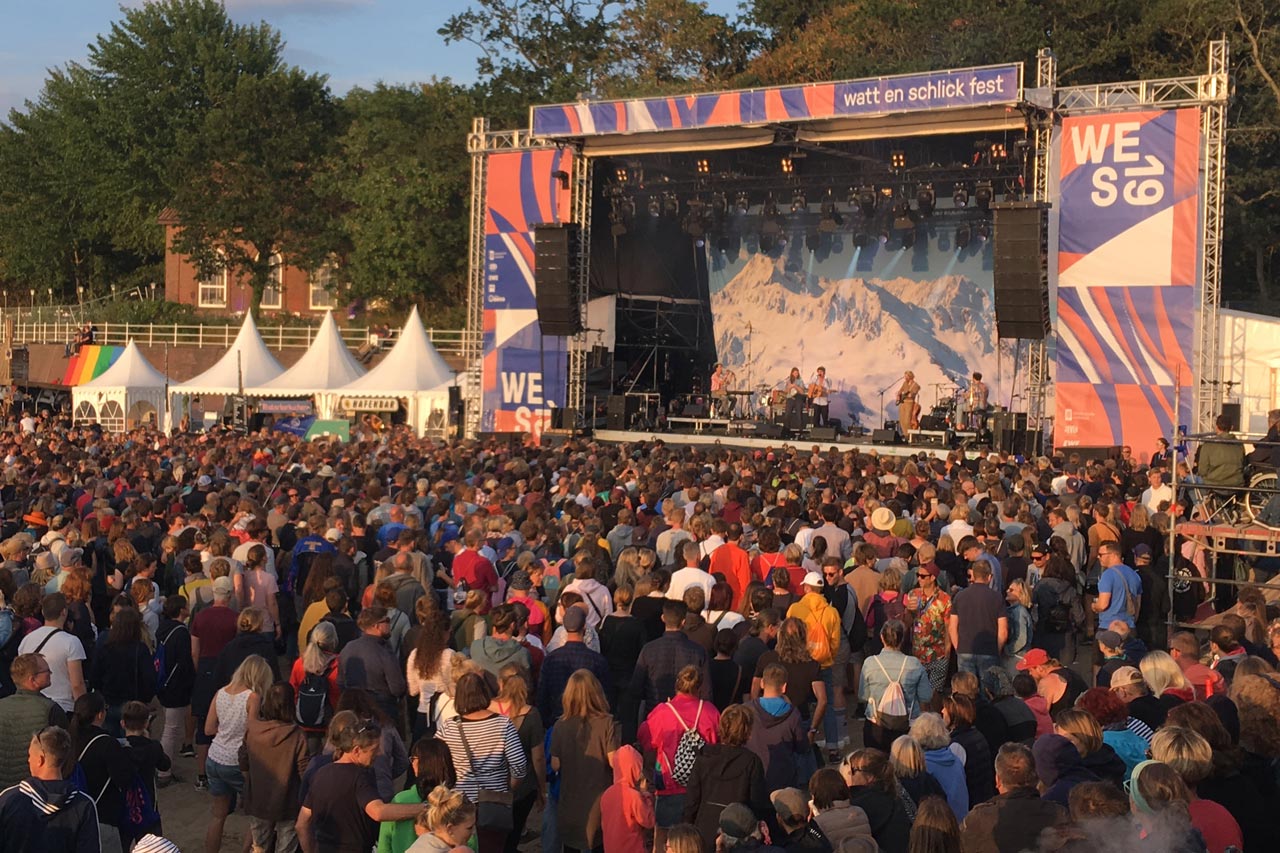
left=260, top=252, right=283, bottom=310
left=197, top=257, right=227, bottom=308
left=309, top=262, right=336, bottom=310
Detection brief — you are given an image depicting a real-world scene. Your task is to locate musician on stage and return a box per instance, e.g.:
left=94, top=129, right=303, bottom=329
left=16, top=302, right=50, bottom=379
left=965, top=372, right=989, bottom=429
left=809, top=366, right=831, bottom=428
left=710, top=362, right=732, bottom=417
left=896, top=370, right=921, bottom=438
left=783, top=367, right=806, bottom=428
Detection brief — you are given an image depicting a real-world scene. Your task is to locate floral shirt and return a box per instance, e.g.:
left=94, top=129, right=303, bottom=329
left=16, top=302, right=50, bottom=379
left=905, top=588, right=951, bottom=664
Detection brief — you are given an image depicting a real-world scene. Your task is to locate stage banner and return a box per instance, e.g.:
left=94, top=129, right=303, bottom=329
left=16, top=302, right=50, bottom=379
left=1053, top=108, right=1201, bottom=450
left=532, top=64, right=1021, bottom=137
left=481, top=149, right=574, bottom=436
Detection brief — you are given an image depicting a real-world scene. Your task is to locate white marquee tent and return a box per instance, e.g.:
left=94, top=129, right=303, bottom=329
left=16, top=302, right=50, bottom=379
left=170, top=312, right=285, bottom=397
left=71, top=340, right=168, bottom=432
left=325, top=306, right=455, bottom=436
left=244, top=311, right=366, bottom=416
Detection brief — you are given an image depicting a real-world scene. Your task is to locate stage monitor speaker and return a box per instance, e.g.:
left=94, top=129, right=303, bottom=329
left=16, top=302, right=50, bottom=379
left=606, top=395, right=642, bottom=430
left=920, top=415, right=948, bottom=431
left=871, top=428, right=898, bottom=445
left=1220, top=402, right=1241, bottom=432
left=990, top=411, right=1028, bottom=435
left=682, top=403, right=709, bottom=418
left=550, top=407, right=576, bottom=430
left=534, top=223, right=583, bottom=337
left=810, top=427, right=839, bottom=442
left=756, top=422, right=784, bottom=439
left=992, top=204, right=1050, bottom=340
left=1069, top=445, right=1123, bottom=463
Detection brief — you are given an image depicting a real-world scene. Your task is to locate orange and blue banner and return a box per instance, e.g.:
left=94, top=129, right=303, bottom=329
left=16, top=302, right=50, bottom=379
left=480, top=149, right=574, bottom=436
left=60, top=345, right=123, bottom=386
left=1053, top=108, right=1201, bottom=449
left=532, top=65, right=1022, bottom=137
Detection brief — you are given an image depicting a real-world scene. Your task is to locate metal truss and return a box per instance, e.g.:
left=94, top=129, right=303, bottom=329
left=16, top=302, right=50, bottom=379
left=1196, top=40, right=1229, bottom=434
left=567, top=150, right=592, bottom=422
left=1024, top=48, right=1057, bottom=428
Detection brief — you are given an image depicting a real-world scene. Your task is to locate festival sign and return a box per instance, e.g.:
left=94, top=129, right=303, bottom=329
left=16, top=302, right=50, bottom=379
left=1053, top=108, right=1201, bottom=449
left=532, top=64, right=1022, bottom=137
left=480, top=149, right=574, bottom=436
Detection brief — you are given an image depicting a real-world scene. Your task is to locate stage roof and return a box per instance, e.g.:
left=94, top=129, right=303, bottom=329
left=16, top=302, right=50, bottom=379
left=531, top=63, right=1025, bottom=147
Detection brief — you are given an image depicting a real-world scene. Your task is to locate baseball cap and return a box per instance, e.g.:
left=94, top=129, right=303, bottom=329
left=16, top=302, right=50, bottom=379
left=802, top=571, right=824, bottom=588
left=561, top=605, right=587, bottom=633
left=212, top=576, right=234, bottom=596
left=1096, top=629, right=1124, bottom=650
left=770, top=787, right=809, bottom=824
left=1016, top=648, right=1051, bottom=670
left=440, top=528, right=461, bottom=546
left=197, top=474, right=213, bottom=488
left=719, top=803, right=758, bottom=839
left=919, top=561, right=941, bottom=578
left=58, top=547, right=83, bottom=568
left=1110, top=666, right=1145, bottom=689
left=1031, top=544, right=1050, bottom=557
left=495, top=536, right=515, bottom=555
left=324, top=528, right=341, bottom=543
left=1132, top=544, right=1153, bottom=560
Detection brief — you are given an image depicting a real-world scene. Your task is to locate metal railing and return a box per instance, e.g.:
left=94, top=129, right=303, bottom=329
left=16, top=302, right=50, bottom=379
left=5, top=319, right=469, bottom=355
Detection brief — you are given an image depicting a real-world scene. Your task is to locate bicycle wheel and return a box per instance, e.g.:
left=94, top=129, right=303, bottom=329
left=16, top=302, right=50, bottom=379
left=1245, top=471, right=1280, bottom=529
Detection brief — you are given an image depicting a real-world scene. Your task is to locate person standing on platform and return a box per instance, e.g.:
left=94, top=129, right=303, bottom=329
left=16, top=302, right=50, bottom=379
left=809, top=367, right=832, bottom=429
left=783, top=368, right=806, bottom=432
left=896, top=371, right=921, bottom=439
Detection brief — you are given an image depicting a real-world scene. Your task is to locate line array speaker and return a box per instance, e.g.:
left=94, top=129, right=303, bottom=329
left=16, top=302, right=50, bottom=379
left=992, top=203, right=1050, bottom=340
left=534, top=223, right=583, bottom=337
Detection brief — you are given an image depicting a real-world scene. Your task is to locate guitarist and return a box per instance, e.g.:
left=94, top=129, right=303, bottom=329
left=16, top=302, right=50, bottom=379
left=808, top=366, right=832, bottom=429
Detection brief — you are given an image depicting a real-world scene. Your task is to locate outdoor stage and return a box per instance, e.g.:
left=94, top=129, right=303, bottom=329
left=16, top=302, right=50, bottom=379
left=593, top=427, right=958, bottom=460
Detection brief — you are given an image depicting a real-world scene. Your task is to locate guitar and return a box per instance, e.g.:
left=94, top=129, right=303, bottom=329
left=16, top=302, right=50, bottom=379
left=809, top=382, right=827, bottom=399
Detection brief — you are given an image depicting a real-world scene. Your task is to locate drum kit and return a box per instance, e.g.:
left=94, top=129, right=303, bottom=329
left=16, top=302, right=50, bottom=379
left=929, top=382, right=990, bottom=431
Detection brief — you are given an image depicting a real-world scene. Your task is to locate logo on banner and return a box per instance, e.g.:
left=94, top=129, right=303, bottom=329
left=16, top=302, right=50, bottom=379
left=1069, top=122, right=1166, bottom=207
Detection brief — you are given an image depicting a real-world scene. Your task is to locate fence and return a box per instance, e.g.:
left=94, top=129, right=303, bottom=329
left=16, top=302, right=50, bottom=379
left=4, top=318, right=469, bottom=356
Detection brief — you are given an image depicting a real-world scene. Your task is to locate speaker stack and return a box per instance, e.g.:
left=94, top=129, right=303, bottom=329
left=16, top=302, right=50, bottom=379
left=992, top=203, right=1050, bottom=340
left=534, top=223, right=583, bottom=337
left=606, top=395, right=643, bottom=430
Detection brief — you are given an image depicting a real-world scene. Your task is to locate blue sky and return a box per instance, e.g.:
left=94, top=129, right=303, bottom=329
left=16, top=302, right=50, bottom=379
left=0, top=0, right=745, bottom=116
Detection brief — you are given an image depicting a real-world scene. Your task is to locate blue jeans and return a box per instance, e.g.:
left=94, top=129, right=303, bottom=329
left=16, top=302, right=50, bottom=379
left=956, top=653, right=1001, bottom=681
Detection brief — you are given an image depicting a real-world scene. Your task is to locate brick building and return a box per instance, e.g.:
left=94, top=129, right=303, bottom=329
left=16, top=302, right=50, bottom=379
left=158, top=208, right=338, bottom=315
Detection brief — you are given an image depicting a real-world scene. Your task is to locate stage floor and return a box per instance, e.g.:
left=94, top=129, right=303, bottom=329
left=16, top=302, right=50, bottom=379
left=592, top=428, right=956, bottom=460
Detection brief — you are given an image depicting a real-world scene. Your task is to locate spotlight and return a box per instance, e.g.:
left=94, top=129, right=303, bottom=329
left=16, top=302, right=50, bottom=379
left=647, top=195, right=661, bottom=217
left=819, top=195, right=842, bottom=233
left=791, top=192, right=807, bottom=214
left=806, top=231, right=821, bottom=252
left=953, top=185, right=970, bottom=209
left=976, top=221, right=991, bottom=242
left=901, top=228, right=916, bottom=250
left=711, top=192, right=728, bottom=219
left=990, top=142, right=1008, bottom=161
left=696, top=158, right=710, bottom=174
left=855, top=187, right=877, bottom=218
left=892, top=199, right=915, bottom=230
left=890, top=150, right=906, bottom=170
left=916, top=184, right=936, bottom=217
left=781, top=156, right=794, bottom=174
left=735, top=192, right=750, bottom=214
left=955, top=224, right=971, bottom=249
left=662, top=192, right=679, bottom=217
left=615, top=167, right=629, bottom=184
left=763, top=195, right=780, bottom=218
left=975, top=182, right=993, bottom=210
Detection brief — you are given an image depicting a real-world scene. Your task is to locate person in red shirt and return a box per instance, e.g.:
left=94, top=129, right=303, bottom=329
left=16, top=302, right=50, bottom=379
left=708, top=522, right=752, bottom=608
left=1168, top=631, right=1225, bottom=699
left=448, top=528, right=499, bottom=598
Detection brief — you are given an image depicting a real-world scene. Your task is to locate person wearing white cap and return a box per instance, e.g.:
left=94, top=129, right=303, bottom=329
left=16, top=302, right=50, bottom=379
left=786, top=569, right=844, bottom=757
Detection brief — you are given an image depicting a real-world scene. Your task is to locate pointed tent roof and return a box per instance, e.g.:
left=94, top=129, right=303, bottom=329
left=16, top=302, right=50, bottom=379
left=78, top=340, right=168, bottom=389
left=336, top=307, right=453, bottom=395
left=172, top=312, right=284, bottom=395
left=248, top=311, right=365, bottom=394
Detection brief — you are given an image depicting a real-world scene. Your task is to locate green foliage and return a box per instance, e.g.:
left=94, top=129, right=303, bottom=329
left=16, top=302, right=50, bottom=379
left=94, top=297, right=199, bottom=326
left=329, top=82, right=476, bottom=308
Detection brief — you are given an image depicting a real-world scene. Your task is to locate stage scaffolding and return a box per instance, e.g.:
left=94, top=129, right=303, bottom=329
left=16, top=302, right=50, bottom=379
left=464, top=41, right=1230, bottom=440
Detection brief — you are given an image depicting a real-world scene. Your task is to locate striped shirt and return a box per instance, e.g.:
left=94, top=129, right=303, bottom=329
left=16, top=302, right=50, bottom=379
left=436, top=714, right=528, bottom=801
left=1127, top=715, right=1155, bottom=744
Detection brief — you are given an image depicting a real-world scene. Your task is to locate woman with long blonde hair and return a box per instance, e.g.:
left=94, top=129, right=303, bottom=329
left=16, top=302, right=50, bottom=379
left=204, top=654, right=272, bottom=853
left=551, top=670, right=618, bottom=853
left=1139, top=651, right=1195, bottom=704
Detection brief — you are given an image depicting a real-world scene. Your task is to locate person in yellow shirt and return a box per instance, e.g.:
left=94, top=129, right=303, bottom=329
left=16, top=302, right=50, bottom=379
left=787, top=571, right=844, bottom=759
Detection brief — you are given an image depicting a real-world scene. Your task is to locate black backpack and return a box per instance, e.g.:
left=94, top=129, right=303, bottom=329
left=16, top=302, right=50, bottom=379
left=295, top=661, right=334, bottom=728
left=0, top=610, right=24, bottom=697
left=1044, top=586, right=1073, bottom=634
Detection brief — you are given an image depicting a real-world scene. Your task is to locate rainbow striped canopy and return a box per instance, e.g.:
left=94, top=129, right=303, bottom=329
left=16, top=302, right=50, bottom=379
left=61, top=345, right=123, bottom=385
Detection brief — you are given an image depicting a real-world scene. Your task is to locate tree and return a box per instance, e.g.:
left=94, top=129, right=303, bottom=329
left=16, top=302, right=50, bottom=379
left=167, top=67, right=342, bottom=305
left=603, top=0, right=759, bottom=95
left=331, top=82, right=476, bottom=311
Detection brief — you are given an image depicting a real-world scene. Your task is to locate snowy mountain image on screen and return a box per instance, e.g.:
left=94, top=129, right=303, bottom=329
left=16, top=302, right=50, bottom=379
left=710, top=251, right=1007, bottom=427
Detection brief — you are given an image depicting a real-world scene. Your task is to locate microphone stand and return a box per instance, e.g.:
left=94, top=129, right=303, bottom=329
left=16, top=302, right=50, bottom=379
left=877, top=381, right=898, bottom=430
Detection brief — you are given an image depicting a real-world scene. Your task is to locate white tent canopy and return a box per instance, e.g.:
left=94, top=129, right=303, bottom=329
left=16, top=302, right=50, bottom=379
left=171, top=312, right=284, bottom=396
left=245, top=311, right=366, bottom=409
left=325, top=306, right=455, bottom=437
left=72, top=340, right=168, bottom=432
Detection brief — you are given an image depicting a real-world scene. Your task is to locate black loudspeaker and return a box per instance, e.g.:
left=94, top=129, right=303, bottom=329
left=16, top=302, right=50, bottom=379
left=1000, top=429, right=1044, bottom=457
left=990, top=411, right=1029, bottom=435
left=682, top=403, right=709, bottom=418
left=1069, top=445, right=1123, bottom=463
left=1221, top=403, right=1241, bottom=432
left=992, top=204, right=1050, bottom=340
left=756, top=422, right=785, bottom=439
left=534, top=223, right=583, bottom=336
left=920, top=415, right=948, bottom=431
left=606, top=395, right=642, bottom=430
left=871, top=428, right=898, bottom=445
left=811, top=427, right=839, bottom=442
left=550, top=407, right=576, bottom=430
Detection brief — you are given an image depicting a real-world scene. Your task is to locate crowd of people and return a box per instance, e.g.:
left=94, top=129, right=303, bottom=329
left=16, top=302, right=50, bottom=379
left=1, top=414, right=1278, bottom=853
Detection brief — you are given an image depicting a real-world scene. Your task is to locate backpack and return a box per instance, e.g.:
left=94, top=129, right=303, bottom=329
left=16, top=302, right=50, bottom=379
left=1171, top=553, right=1204, bottom=622
left=868, top=656, right=911, bottom=732
left=296, top=660, right=335, bottom=728
left=1044, top=586, right=1073, bottom=634
left=1106, top=567, right=1139, bottom=618
left=803, top=603, right=834, bottom=664
left=0, top=609, right=24, bottom=697
left=117, top=771, right=161, bottom=844
left=153, top=623, right=186, bottom=690
left=666, top=700, right=707, bottom=786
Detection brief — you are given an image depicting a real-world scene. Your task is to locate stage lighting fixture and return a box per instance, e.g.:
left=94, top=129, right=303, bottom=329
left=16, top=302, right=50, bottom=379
left=819, top=196, right=842, bottom=233
left=1003, top=179, right=1023, bottom=202
left=615, top=167, right=629, bottom=184
left=781, top=156, right=795, bottom=174
left=890, top=150, right=906, bottom=170
left=916, top=184, right=936, bottom=217
left=901, top=228, right=916, bottom=250
left=879, top=231, right=890, bottom=245
left=975, top=182, right=994, bottom=210
left=791, top=192, right=807, bottom=214
left=662, top=192, right=679, bottom=217
left=976, top=221, right=991, bottom=242
left=696, top=158, right=710, bottom=174
left=711, top=192, right=728, bottom=218
left=891, top=199, right=915, bottom=230
left=763, top=195, right=780, bottom=218
left=735, top=192, right=750, bottom=214
left=806, top=230, right=821, bottom=252
left=953, top=185, right=970, bottom=208
left=647, top=195, right=662, bottom=217
left=852, top=232, right=871, bottom=248
left=990, top=142, right=1008, bottom=161
left=955, top=224, right=971, bottom=249
left=856, top=187, right=877, bottom=218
